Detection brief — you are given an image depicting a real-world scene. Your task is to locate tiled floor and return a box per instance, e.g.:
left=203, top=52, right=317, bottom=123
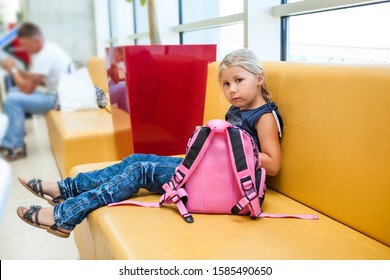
left=0, top=115, right=79, bottom=259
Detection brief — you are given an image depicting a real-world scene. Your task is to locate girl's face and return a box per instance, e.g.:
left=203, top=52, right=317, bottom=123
left=220, top=66, right=265, bottom=110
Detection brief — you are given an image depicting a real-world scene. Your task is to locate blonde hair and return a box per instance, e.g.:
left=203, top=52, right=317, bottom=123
left=218, top=49, right=271, bottom=102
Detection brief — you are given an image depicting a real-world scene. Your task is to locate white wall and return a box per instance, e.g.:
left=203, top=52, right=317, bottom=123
left=23, top=0, right=96, bottom=65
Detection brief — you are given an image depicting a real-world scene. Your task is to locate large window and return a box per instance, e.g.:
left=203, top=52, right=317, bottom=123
left=0, top=0, right=21, bottom=30
left=106, top=0, right=134, bottom=46
left=180, top=0, right=244, bottom=59
left=132, top=0, right=150, bottom=44
left=285, top=2, right=390, bottom=63
left=183, top=23, right=244, bottom=59
left=181, top=0, right=243, bottom=23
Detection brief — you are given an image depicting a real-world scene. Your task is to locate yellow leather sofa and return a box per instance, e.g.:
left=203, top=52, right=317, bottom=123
left=70, top=61, right=390, bottom=259
left=46, top=57, right=119, bottom=178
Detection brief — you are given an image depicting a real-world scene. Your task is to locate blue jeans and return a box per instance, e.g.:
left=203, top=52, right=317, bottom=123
left=1, top=87, right=56, bottom=149
left=54, top=154, right=183, bottom=230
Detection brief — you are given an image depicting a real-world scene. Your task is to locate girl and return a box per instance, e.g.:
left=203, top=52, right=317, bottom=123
left=17, top=49, right=283, bottom=238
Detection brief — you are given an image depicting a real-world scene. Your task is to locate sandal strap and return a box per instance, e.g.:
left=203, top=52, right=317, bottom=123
left=52, top=196, right=63, bottom=204
left=27, top=179, right=44, bottom=197
left=50, top=223, right=58, bottom=231
left=49, top=221, right=68, bottom=233
left=27, top=179, right=64, bottom=204
left=23, top=205, right=42, bottom=226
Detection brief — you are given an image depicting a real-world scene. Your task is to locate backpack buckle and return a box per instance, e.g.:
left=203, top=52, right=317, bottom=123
left=240, top=176, right=255, bottom=191
left=171, top=194, right=181, bottom=204
left=231, top=189, right=258, bottom=215
left=244, top=189, right=258, bottom=201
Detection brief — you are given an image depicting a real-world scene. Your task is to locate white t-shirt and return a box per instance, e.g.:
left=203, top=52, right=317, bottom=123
left=30, top=41, right=73, bottom=94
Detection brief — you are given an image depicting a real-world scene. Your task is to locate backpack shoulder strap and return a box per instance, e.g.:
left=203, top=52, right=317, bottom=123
left=225, top=126, right=319, bottom=221
left=266, top=102, right=283, bottom=138
left=225, top=126, right=263, bottom=218
left=161, top=126, right=216, bottom=223
left=272, top=110, right=283, bottom=138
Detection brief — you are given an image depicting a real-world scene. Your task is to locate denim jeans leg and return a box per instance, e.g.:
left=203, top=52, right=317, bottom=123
left=1, top=89, right=56, bottom=149
left=54, top=154, right=182, bottom=230
left=59, top=154, right=181, bottom=198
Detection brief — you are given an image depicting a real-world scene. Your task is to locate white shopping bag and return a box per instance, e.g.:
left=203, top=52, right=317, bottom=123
left=57, top=67, right=98, bottom=112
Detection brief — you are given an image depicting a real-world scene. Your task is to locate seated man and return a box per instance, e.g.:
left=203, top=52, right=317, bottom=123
left=0, top=22, right=73, bottom=161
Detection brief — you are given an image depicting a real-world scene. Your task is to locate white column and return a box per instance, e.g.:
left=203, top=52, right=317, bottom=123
left=93, top=0, right=111, bottom=57
left=245, top=0, right=281, bottom=61
left=156, top=0, right=180, bottom=44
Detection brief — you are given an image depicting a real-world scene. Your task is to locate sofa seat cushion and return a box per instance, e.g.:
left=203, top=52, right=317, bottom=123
left=71, top=162, right=390, bottom=260
left=46, top=110, right=118, bottom=178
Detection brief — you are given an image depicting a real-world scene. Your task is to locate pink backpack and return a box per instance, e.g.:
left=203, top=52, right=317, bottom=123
left=109, top=119, right=318, bottom=223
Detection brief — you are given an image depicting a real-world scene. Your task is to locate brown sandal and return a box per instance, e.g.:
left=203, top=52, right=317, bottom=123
left=16, top=205, right=70, bottom=238
left=18, top=178, right=63, bottom=206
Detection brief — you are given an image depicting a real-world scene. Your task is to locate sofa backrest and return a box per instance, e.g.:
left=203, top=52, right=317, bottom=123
left=203, top=62, right=230, bottom=123
left=264, top=61, right=390, bottom=246
left=204, top=61, right=390, bottom=246
left=87, top=57, right=109, bottom=93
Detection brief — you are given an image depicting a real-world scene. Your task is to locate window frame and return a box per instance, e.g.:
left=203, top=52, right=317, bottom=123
left=275, top=0, right=389, bottom=61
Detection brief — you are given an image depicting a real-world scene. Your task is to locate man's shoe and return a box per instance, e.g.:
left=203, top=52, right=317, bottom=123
left=1, top=146, right=27, bottom=161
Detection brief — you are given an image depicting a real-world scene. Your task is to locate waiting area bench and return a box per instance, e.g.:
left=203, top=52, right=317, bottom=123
left=69, top=61, right=390, bottom=259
